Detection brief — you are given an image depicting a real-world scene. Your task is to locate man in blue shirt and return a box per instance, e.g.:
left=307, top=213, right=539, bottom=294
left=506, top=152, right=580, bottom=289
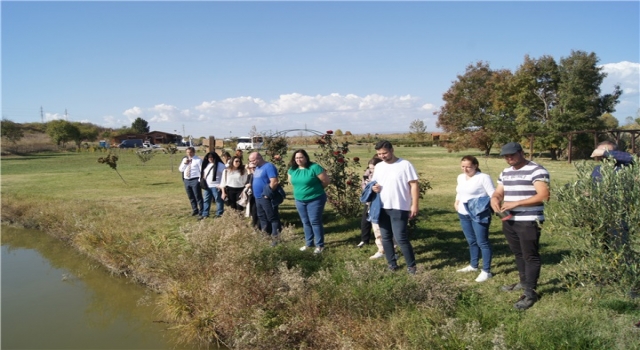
left=248, top=152, right=281, bottom=245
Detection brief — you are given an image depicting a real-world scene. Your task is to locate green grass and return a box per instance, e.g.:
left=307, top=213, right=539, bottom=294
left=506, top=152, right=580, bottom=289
left=2, top=145, right=639, bottom=349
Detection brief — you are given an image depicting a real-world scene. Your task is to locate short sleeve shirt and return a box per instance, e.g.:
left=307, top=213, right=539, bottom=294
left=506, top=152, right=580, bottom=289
left=288, top=163, right=325, bottom=201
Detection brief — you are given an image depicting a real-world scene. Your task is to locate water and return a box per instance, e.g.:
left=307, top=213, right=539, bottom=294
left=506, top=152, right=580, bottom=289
left=1, top=226, right=196, bottom=349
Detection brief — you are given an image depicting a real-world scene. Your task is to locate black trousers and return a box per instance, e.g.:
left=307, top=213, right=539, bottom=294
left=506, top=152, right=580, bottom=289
left=225, top=186, right=244, bottom=211
left=502, top=220, right=542, bottom=291
left=360, top=204, right=372, bottom=243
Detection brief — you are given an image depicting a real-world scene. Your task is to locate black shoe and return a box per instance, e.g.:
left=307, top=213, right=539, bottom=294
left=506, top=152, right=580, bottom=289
left=514, top=291, right=539, bottom=310
left=191, top=212, right=200, bottom=216
left=407, top=266, right=417, bottom=275
left=388, top=265, right=400, bottom=272
left=501, top=282, right=524, bottom=292
left=197, top=216, right=207, bottom=221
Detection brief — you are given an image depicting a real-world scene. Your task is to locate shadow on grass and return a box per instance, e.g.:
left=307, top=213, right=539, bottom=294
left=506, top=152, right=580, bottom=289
left=1, top=152, right=75, bottom=160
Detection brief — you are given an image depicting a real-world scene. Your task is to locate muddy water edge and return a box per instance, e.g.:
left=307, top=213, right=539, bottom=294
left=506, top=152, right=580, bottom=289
left=1, top=225, right=203, bottom=349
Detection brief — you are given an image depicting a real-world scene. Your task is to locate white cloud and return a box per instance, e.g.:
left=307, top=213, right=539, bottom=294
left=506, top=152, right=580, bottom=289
left=118, top=93, right=441, bottom=136
left=601, top=61, right=640, bottom=95
left=44, top=113, right=65, bottom=121
left=122, top=106, right=144, bottom=122
left=601, top=61, right=640, bottom=120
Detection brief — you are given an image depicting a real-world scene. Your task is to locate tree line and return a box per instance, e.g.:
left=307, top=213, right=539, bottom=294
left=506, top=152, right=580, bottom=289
left=434, top=50, right=637, bottom=159
left=1, top=117, right=150, bottom=147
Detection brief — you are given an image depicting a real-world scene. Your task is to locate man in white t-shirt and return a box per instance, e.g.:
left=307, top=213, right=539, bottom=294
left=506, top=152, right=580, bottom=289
left=371, top=140, right=419, bottom=275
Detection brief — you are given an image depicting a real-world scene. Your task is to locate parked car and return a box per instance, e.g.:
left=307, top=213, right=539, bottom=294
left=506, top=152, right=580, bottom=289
left=118, top=139, right=144, bottom=148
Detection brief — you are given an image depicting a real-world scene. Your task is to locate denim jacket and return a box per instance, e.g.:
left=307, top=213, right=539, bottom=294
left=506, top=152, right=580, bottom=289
left=261, top=184, right=286, bottom=207
left=360, top=181, right=382, bottom=224
left=462, top=196, right=492, bottom=224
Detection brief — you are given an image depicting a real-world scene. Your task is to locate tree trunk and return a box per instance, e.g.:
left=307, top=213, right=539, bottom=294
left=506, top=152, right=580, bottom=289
left=549, top=148, right=558, bottom=160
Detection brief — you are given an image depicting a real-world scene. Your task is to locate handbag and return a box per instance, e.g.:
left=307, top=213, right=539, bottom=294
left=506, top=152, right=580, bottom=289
left=237, top=187, right=250, bottom=207
left=222, top=170, right=232, bottom=205
left=200, top=166, right=213, bottom=190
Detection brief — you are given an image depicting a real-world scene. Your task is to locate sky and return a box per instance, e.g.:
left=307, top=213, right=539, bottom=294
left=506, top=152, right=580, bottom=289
left=2, top=1, right=639, bottom=139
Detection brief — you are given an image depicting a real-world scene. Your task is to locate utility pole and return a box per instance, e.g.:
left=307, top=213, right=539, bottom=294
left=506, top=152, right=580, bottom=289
left=65, top=109, right=68, bottom=120
left=41, top=106, right=44, bottom=123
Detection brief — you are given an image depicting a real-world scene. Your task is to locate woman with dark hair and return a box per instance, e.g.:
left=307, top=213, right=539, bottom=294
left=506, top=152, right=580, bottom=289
left=287, top=149, right=330, bottom=254
left=221, top=151, right=233, bottom=167
left=200, top=151, right=226, bottom=219
left=221, top=156, right=248, bottom=211
left=454, top=155, right=495, bottom=282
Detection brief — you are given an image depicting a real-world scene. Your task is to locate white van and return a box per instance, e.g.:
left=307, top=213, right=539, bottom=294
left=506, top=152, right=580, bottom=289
left=236, top=136, right=263, bottom=150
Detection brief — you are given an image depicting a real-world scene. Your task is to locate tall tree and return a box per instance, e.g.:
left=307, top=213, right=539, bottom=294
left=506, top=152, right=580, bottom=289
left=1, top=119, right=24, bottom=144
left=72, top=122, right=100, bottom=146
left=131, top=117, right=150, bottom=134
left=513, top=51, right=622, bottom=159
left=46, top=120, right=80, bottom=147
left=435, top=61, right=517, bottom=155
left=408, top=119, right=427, bottom=141
left=599, top=113, right=619, bottom=130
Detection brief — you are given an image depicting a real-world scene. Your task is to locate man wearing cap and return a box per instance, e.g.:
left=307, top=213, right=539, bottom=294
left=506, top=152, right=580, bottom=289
left=490, top=142, right=550, bottom=310
left=590, top=140, right=634, bottom=180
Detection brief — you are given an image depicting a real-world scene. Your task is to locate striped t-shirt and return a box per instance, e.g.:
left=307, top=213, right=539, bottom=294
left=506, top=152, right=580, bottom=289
left=497, top=161, right=550, bottom=221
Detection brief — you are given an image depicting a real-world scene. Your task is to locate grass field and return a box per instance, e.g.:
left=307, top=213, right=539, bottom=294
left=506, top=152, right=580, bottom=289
left=2, top=144, right=639, bottom=349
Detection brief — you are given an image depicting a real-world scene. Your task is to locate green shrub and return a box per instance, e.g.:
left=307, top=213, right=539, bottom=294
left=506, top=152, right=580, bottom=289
left=546, top=156, right=639, bottom=294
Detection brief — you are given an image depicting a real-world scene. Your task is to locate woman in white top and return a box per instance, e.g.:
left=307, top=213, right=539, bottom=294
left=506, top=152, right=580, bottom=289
left=454, top=155, right=495, bottom=282
left=220, top=156, right=249, bottom=211
left=201, top=152, right=227, bottom=219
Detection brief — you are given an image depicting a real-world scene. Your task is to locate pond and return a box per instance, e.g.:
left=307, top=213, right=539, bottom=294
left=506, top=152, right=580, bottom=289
left=1, top=225, right=198, bottom=349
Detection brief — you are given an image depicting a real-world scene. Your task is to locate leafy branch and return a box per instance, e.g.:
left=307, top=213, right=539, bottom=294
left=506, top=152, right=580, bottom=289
left=98, top=152, right=127, bottom=184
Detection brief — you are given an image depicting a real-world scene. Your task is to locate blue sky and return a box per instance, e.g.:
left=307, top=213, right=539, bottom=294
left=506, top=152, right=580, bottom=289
left=2, top=1, right=639, bottom=138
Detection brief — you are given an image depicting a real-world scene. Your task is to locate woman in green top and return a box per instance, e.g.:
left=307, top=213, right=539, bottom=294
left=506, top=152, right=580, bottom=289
left=288, top=149, right=330, bottom=254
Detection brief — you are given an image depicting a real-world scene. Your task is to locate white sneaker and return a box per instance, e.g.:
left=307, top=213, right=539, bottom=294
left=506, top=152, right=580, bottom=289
left=369, top=252, right=384, bottom=260
left=456, top=265, right=478, bottom=273
left=313, top=247, right=324, bottom=254
left=300, top=246, right=308, bottom=251
left=475, top=270, right=493, bottom=282
left=356, top=241, right=365, bottom=248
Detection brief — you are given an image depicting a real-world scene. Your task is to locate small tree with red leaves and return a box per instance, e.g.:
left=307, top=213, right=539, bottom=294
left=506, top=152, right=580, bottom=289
left=262, top=135, right=289, bottom=186
left=313, top=130, right=362, bottom=217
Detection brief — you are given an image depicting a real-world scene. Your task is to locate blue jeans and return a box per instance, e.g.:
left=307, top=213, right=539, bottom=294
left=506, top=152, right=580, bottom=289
left=183, top=178, right=203, bottom=214
left=256, top=197, right=280, bottom=237
left=295, top=193, right=327, bottom=248
left=458, top=213, right=492, bottom=273
left=378, top=208, right=416, bottom=268
left=202, top=187, right=224, bottom=217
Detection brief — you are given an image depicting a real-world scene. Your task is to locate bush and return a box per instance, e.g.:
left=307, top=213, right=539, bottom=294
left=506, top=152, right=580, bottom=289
left=312, top=130, right=362, bottom=218
left=262, top=136, right=290, bottom=186
left=546, top=156, right=639, bottom=295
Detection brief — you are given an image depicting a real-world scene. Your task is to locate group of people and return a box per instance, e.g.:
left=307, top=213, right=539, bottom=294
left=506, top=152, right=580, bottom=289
left=180, top=139, right=632, bottom=311
left=179, top=147, right=253, bottom=220
left=357, top=140, right=550, bottom=310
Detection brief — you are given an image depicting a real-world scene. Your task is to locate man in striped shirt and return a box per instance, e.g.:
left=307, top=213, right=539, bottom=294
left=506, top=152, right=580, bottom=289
left=491, top=142, right=550, bottom=310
